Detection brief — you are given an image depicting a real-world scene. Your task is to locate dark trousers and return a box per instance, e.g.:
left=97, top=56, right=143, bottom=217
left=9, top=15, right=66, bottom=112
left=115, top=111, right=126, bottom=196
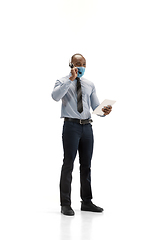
left=60, top=121, right=94, bottom=206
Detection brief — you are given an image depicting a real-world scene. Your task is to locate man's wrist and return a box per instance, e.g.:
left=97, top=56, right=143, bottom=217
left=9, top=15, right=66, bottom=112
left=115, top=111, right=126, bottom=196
left=69, top=76, right=75, bottom=81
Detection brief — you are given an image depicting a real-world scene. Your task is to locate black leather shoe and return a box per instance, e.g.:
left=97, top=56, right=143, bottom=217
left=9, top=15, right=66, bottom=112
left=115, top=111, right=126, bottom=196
left=81, top=201, right=104, bottom=212
left=61, top=206, right=75, bottom=216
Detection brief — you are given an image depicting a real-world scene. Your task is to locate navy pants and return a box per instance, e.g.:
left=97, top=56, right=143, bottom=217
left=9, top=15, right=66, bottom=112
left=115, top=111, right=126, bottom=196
left=60, top=121, right=94, bottom=206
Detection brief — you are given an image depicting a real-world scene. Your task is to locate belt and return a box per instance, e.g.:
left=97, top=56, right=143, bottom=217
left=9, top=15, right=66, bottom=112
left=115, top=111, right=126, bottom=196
left=64, top=117, right=93, bottom=125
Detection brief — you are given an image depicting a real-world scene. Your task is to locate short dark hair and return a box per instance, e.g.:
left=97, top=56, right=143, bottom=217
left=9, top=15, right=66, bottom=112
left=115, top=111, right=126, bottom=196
left=71, top=53, right=84, bottom=62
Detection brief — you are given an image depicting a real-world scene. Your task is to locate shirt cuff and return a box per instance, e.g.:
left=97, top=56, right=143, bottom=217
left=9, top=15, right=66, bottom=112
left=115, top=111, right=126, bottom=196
left=97, top=114, right=106, bottom=117
left=63, top=77, right=72, bottom=90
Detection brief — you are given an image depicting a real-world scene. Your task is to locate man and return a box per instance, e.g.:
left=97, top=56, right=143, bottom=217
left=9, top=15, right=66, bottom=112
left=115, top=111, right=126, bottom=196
left=51, top=53, right=112, bottom=216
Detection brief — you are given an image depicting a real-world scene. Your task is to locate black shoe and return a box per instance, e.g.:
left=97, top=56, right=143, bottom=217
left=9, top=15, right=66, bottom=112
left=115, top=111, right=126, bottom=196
left=81, top=201, right=104, bottom=212
left=61, top=206, right=75, bottom=216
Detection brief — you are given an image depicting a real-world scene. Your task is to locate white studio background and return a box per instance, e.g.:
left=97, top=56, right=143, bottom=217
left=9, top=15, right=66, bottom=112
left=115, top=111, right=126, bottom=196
left=0, top=0, right=160, bottom=239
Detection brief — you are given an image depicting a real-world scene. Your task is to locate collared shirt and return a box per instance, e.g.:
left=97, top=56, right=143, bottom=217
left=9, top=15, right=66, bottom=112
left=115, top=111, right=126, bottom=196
left=51, top=75, right=101, bottom=119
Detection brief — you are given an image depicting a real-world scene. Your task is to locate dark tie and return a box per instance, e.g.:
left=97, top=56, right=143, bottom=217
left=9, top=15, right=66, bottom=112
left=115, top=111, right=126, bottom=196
left=76, top=77, right=83, bottom=113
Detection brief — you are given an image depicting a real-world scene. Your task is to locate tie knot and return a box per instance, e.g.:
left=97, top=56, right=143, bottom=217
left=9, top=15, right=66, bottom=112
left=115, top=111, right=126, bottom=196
left=76, top=77, right=80, bottom=81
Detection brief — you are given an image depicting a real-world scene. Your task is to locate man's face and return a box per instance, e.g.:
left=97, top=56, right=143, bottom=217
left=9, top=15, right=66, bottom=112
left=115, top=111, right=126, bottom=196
left=72, top=55, right=86, bottom=68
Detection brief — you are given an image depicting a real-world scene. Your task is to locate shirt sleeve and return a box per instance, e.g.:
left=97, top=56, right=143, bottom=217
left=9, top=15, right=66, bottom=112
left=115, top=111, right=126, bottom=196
left=90, top=84, right=106, bottom=117
left=51, top=77, right=72, bottom=101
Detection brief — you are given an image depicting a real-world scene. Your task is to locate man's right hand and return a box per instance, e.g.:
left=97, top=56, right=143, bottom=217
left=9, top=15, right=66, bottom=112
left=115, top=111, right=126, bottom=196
left=69, top=67, right=78, bottom=81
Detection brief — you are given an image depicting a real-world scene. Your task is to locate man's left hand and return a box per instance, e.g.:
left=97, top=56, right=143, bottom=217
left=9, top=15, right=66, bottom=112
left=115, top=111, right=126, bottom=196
left=102, top=105, right=112, bottom=115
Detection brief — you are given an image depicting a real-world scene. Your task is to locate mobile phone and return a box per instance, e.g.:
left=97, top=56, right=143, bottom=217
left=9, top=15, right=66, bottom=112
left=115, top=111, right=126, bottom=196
left=69, top=63, right=74, bottom=68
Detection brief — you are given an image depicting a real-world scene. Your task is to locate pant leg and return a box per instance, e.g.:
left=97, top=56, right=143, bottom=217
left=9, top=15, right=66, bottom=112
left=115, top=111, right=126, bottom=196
left=60, top=121, right=81, bottom=206
left=78, top=123, right=94, bottom=202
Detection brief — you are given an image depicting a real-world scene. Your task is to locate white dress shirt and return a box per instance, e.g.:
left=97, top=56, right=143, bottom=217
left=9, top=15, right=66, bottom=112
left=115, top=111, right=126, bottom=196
left=51, top=75, right=101, bottom=119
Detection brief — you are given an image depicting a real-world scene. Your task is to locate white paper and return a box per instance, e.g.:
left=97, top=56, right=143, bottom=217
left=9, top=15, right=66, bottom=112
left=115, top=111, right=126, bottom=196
left=92, top=99, right=116, bottom=116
